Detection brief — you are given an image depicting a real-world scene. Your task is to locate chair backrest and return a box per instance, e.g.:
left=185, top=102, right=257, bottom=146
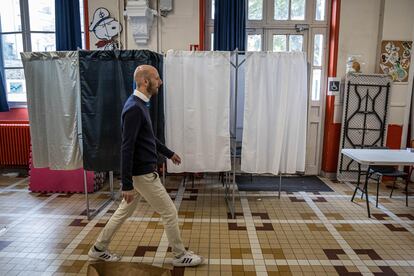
left=366, top=146, right=393, bottom=171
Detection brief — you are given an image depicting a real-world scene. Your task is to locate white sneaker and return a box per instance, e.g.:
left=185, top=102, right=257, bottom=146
left=88, top=246, right=121, bottom=262
left=172, top=251, right=204, bottom=267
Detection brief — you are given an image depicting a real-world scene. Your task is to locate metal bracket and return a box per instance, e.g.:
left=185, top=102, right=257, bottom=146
left=295, top=24, right=309, bottom=32
left=84, top=170, right=116, bottom=220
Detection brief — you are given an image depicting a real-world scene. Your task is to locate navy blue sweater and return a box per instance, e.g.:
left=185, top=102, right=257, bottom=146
left=121, top=95, right=174, bottom=191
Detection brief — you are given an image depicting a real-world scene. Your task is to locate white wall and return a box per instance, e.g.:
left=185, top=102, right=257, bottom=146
left=128, top=0, right=199, bottom=51
left=382, top=0, right=414, bottom=41
left=334, top=0, right=414, bottom=148
left=336, top=0, right=381, bottom=79
left=334, top=0, right=381, bottom=123
left=87, top=0, right=199, bottom=52
left=382, top=0, right=414, bottom=146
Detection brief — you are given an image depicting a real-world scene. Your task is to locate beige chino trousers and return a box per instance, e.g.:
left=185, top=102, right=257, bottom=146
left=94, top=172, right=186, bottom=257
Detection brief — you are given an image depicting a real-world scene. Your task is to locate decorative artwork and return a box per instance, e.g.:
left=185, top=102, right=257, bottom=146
left=89, top=7, right=123, bottom=50
left=6, top=80, right=25, bottom=94
left=379, top=40, right=412, bottom=82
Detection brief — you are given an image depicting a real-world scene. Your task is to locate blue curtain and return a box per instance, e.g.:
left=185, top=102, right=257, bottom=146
left=0, top=19, right=9, bottom=112
left=55, top=0, right=82, bottom=51
left=214, top=0, right=246, bottom=51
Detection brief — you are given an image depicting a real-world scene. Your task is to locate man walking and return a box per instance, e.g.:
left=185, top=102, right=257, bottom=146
left=88, top=65, right=203, bottom=267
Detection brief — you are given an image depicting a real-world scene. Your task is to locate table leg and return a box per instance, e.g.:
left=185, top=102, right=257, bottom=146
left=351, top=163, right=362, bottom=202
left=363, top=166, right=371, bottom=218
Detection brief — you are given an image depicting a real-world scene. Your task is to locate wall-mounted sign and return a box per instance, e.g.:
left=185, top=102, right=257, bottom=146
left=327, top=77, right=341, bottom=96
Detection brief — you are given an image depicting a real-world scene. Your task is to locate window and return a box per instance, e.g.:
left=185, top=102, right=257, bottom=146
left=247, top=34, right=262, bottom=51
left=205, top=1, right=328, bottom=56
left=273, top=35, right=287, bottom=52
left=274, top=0, right=306, bottom=20
left=289, top=35, right=303, bottom=51
left=1, top=0, right=55, bottom=103
left=315, top=0, right=326, bottom=20
left=79, top=0, right=86, bottom=49
left=311, top=33, right=324, bottom=101
left=205, top=0, right=215, bottom=50
left=274, top=0, right=289, bottom=20
left=272, top=34, right=303, bottom=52
left=1, top=0, right=85, bottom=104
left=248, top=0, right=263, bottom=20
left=211, top=0, right=215, bottom=19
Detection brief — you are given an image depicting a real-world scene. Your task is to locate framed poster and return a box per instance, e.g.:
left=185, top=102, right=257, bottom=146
left=379, top=40, right=412, bottom=83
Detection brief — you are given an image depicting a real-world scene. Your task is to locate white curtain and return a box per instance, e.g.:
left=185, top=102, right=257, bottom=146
left=241, top=52, right=308, bottom=174
left=21, top=52, right=82, bottom=170
left=165, top=50, right=231, bottom=173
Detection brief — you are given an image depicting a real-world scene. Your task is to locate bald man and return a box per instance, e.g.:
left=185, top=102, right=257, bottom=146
left=88, top=65, right=203, bottom=267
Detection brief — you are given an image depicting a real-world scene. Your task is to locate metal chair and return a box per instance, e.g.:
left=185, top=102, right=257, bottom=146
left=367, top=165, right=408, bottom=207
left=361, top=146, right=409, bottom=207
left=362, top=147, right=411, bottom=207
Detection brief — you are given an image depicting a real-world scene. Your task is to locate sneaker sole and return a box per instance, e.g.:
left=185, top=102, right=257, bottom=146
left=88, top=253, right=121, bottom=262
left=172, top=257, right=204, bottom=267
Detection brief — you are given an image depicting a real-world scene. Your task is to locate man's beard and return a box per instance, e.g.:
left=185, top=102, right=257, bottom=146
left=148, top=80, right=159, bottom=95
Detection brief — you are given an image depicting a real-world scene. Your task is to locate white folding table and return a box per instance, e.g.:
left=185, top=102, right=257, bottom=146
left=341, top=149, right=414, bottom=217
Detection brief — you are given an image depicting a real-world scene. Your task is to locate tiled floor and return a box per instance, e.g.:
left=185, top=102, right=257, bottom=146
left=0, top=173, right=413, bottom=275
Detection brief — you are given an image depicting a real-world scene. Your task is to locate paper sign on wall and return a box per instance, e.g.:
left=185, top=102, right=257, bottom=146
left=327, top=77, right=341, bottom=96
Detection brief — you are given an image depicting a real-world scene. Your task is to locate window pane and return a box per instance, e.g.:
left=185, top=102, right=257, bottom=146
left=1, top=0, right=22, bottom=32
left=81, top=32, right=85, bottom=49
left=273, top=35, right=287, bottom=52
left=248, top=0, right=263, bottom=20
left=291, top=0, right=305, bottom=20
left=5, top=69, right=26, bottom=102
left=212, top=0, right=215, bottom=19
left=1, top=34, right=23, bottom=67
left=31, top=33, right=55, bottom=51
left=79, top=0, right=84, bottom=32
left=247, top=34, right=261, bottom=51
left=315, top=0, right=326, bottom=20
left=312, top=69, right=321, bottom=101
left=289, top=35, right=303, bottom=52
left=28, top=0, right=55, bottom=32
left=211, top=33, right=214, bottom=50
left=274, top=0, right=289, bottom=20
left=79, top=0, right=85, bottom=49
left=313, top=34, right=323, bottom=66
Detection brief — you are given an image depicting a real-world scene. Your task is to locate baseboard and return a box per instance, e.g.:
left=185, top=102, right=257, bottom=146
left=320, top=170, right=337, bottom=180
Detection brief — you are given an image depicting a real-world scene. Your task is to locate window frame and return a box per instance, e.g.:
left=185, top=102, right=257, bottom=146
left=205, top=0, right=329, bottom=51
left=2, top=0, right=86, bottom=106
left=205, top=0, right=214, bottom=51
left=309, top=28, right=327, bottom=102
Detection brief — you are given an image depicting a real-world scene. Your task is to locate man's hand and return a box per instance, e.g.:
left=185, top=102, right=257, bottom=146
left=122, top=190, right=135, bottom=204
left=171, top=153, right=182, bottom=165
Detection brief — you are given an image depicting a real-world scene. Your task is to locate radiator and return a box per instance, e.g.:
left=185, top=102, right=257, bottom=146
left=0, top=123, right=31, bottom=167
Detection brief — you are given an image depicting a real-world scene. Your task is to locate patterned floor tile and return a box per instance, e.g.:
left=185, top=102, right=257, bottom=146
left=0, top=173, right=413, bottom=275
